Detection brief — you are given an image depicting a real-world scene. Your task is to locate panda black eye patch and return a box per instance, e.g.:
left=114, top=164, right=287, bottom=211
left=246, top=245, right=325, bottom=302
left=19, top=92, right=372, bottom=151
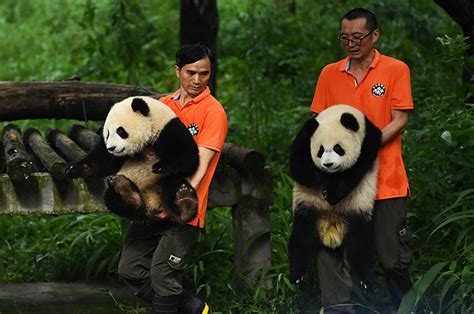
left=317, top=145, right=324, bottom=158
left=116, top=127, right=129, bottom=139
left=334, top=144, right=345, bottom=156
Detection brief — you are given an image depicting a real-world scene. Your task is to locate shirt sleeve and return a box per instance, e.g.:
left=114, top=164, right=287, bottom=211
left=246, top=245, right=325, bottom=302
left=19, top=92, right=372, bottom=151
left=390, top=62, right=414, bottom=110
left=310, top=66, right=330, bottom=114
left=197, top=109, right=228, bottom=152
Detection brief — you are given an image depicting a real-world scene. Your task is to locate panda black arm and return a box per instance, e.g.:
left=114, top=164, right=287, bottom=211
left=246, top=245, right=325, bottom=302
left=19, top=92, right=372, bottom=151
left=152, top=118, right=199, bottom=177
left=66, top=136, right=124, bottom=178
left=324, top=118, right=382, bottom=205
left=289, top=117, right=324, bottom=187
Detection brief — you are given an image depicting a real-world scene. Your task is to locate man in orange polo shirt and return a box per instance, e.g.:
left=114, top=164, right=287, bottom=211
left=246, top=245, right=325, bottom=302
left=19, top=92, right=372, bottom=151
left=118, top=44, right=227, bottom=314
left=309, top=8, right=413, bottom=312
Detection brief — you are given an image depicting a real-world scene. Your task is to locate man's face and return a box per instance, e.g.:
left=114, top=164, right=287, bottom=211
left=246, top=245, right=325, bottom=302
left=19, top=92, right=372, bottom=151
left=175, top=57, right=211, bottom=98
left=339, top=17, right=379, bottom=61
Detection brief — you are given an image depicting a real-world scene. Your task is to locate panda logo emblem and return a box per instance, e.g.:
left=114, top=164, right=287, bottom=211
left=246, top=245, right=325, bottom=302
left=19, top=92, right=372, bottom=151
left=372, top=83, right=385, bottom=97
left=188, top=123, right=199, bottom=136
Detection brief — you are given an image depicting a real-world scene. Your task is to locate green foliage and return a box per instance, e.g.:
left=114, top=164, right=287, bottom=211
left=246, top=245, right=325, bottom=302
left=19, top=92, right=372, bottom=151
left=0, top=214, right=122, bottom=282
left=0, top=0, right=473, bottom=312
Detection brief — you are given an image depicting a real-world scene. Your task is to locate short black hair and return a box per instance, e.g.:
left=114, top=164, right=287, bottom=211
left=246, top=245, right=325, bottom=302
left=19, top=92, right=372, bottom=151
left=341, top=8, right=378, bottom=31
left=175, top=43, right=215, bottom=68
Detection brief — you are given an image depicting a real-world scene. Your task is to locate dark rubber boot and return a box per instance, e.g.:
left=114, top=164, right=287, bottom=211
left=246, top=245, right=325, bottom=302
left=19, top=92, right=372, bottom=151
left=152, top=294, right=179, bottom=314
left=178, top=290, right=209, bottom=314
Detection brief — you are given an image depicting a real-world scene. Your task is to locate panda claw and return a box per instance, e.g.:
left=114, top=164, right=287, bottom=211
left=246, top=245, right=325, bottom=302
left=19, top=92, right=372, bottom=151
left=106, top=175, right=117, bottom=186
left=152, top=162, right=164, bottom=174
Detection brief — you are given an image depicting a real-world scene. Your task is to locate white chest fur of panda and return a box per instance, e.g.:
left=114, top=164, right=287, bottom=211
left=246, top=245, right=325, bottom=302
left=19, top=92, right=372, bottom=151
left=292, top=160, right=378, bottom=213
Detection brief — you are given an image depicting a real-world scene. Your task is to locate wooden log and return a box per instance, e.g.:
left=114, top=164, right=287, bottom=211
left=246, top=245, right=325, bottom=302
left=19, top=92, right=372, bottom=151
left=2, top=124, right=34, bottom=182
left=222, top=143, right=266, bottom=174
left=46, top=128, right=87, bottom=163
left=68, top=124, right=102, bottom=152
left=24, top=128, right=68, bottom=180
left=0, top=81, right=161, bottom=121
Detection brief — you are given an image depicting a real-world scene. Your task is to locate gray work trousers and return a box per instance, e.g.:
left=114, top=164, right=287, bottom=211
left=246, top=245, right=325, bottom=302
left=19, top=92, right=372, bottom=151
left=118, top=220, right=198, bottom=299
left=318, top=197, right=413, bottom=313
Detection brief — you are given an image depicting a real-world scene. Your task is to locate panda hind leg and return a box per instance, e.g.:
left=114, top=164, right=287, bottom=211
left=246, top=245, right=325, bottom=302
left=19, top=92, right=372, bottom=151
left=104, top=175, right=147, bottom=220
left=288, top=205, right=319, bottom=284
left=345, top=213, right=375, bottom=290
left=160, top=176, right=198, bottom=224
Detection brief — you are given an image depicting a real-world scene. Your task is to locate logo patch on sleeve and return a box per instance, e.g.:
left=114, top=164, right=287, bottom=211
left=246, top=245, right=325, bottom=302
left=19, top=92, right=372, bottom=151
left=188, top=123, right=199, bottom=136
left=372, top=83, right=386, bottom=97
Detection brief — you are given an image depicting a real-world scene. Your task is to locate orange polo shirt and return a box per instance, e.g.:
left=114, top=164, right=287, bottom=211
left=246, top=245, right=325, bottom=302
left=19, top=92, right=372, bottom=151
left=160, top=87, right=228, bottom=228
left=310, top=49, right=413, bottom=200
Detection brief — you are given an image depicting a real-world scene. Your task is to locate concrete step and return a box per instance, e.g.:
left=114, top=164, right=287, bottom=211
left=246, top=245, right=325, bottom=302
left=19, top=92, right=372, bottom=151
left=0, top=281, right=148, bottom=313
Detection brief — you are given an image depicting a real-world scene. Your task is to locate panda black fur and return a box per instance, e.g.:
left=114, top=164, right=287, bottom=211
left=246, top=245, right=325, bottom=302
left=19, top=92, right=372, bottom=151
left=288, top=104, right=382, bottom=287
left=68, top=96, right=199, bottom=223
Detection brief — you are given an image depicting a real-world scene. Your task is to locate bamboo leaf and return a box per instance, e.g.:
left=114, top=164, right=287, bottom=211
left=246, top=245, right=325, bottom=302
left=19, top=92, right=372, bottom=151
left=437, top=275, right=459, bottom=314
left=398, top=262, right=447, bottom=313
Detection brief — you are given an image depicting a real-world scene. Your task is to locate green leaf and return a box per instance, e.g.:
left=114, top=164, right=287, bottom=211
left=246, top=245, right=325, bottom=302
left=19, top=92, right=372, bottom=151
left=398, top=262, right=447, bottom=313
left=437, top=275, right=459, bottom=313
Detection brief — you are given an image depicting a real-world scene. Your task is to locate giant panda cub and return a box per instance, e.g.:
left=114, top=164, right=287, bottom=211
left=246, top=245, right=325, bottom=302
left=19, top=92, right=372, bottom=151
left=67, top=96, right=199, bottom=223
left=288, top=104, right=381, bottom=287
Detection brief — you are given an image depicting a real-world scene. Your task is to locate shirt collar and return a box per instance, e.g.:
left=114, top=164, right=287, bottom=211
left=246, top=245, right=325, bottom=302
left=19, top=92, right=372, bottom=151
left=172, top=86, right=211, bottom=105
left=339, top=49, right=381, bottom=72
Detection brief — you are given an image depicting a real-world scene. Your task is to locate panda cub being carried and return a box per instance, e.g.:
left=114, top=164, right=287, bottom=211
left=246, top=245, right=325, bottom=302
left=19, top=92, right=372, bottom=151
left=68, top=96, right=199, bottom=223
left=288, top=104, right=382, bottom=287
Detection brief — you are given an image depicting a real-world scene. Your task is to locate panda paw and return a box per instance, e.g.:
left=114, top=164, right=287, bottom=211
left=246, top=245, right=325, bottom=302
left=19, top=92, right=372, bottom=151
left=66, top=163, right=92, bottom=178
left=107, top=175, right=143, bottom=209
left=175, top=182, right=198, bottom=222
left=289, top=270, right=305, bottom=285
left=322, top=187, right=340, bottom=205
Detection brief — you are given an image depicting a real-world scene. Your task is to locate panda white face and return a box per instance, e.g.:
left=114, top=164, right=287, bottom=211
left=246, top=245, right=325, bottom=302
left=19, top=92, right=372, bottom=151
left=310, top=105, right=367, bottom=174
left=316, top=143, right=347, bottom=173
left=103, top=97, right=176, bottom=157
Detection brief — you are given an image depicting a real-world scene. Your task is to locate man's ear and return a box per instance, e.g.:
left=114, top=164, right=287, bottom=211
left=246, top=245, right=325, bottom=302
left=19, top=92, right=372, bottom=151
left=372, top=28, right=380, bottom=44
left=175, top=65, right=180, bottom=78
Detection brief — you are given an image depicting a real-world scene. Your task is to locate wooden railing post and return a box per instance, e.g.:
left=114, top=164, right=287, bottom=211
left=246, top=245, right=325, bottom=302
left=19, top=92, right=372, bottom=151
left=213, top=143, right=273, bottom=290
left=231, top=167, right=273, bottom=290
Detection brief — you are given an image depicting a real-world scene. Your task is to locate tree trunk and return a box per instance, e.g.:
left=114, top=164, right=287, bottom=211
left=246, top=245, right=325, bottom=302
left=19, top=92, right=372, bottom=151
left=434, top=0, right=474, bottom=104
left=0, top=81, right=161, bottom=121
left=180, top=0, right=218, bottom=95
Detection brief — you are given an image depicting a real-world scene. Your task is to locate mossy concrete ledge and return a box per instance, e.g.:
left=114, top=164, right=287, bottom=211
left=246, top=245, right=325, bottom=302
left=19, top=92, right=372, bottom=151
left=0, top=173, right=107, bottom=214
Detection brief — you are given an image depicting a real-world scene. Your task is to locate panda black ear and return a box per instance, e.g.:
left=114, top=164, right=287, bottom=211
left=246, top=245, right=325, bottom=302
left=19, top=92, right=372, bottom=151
left=341, top=113, right=359, bottom=132
left=131, top=98, right=150, bottom=116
